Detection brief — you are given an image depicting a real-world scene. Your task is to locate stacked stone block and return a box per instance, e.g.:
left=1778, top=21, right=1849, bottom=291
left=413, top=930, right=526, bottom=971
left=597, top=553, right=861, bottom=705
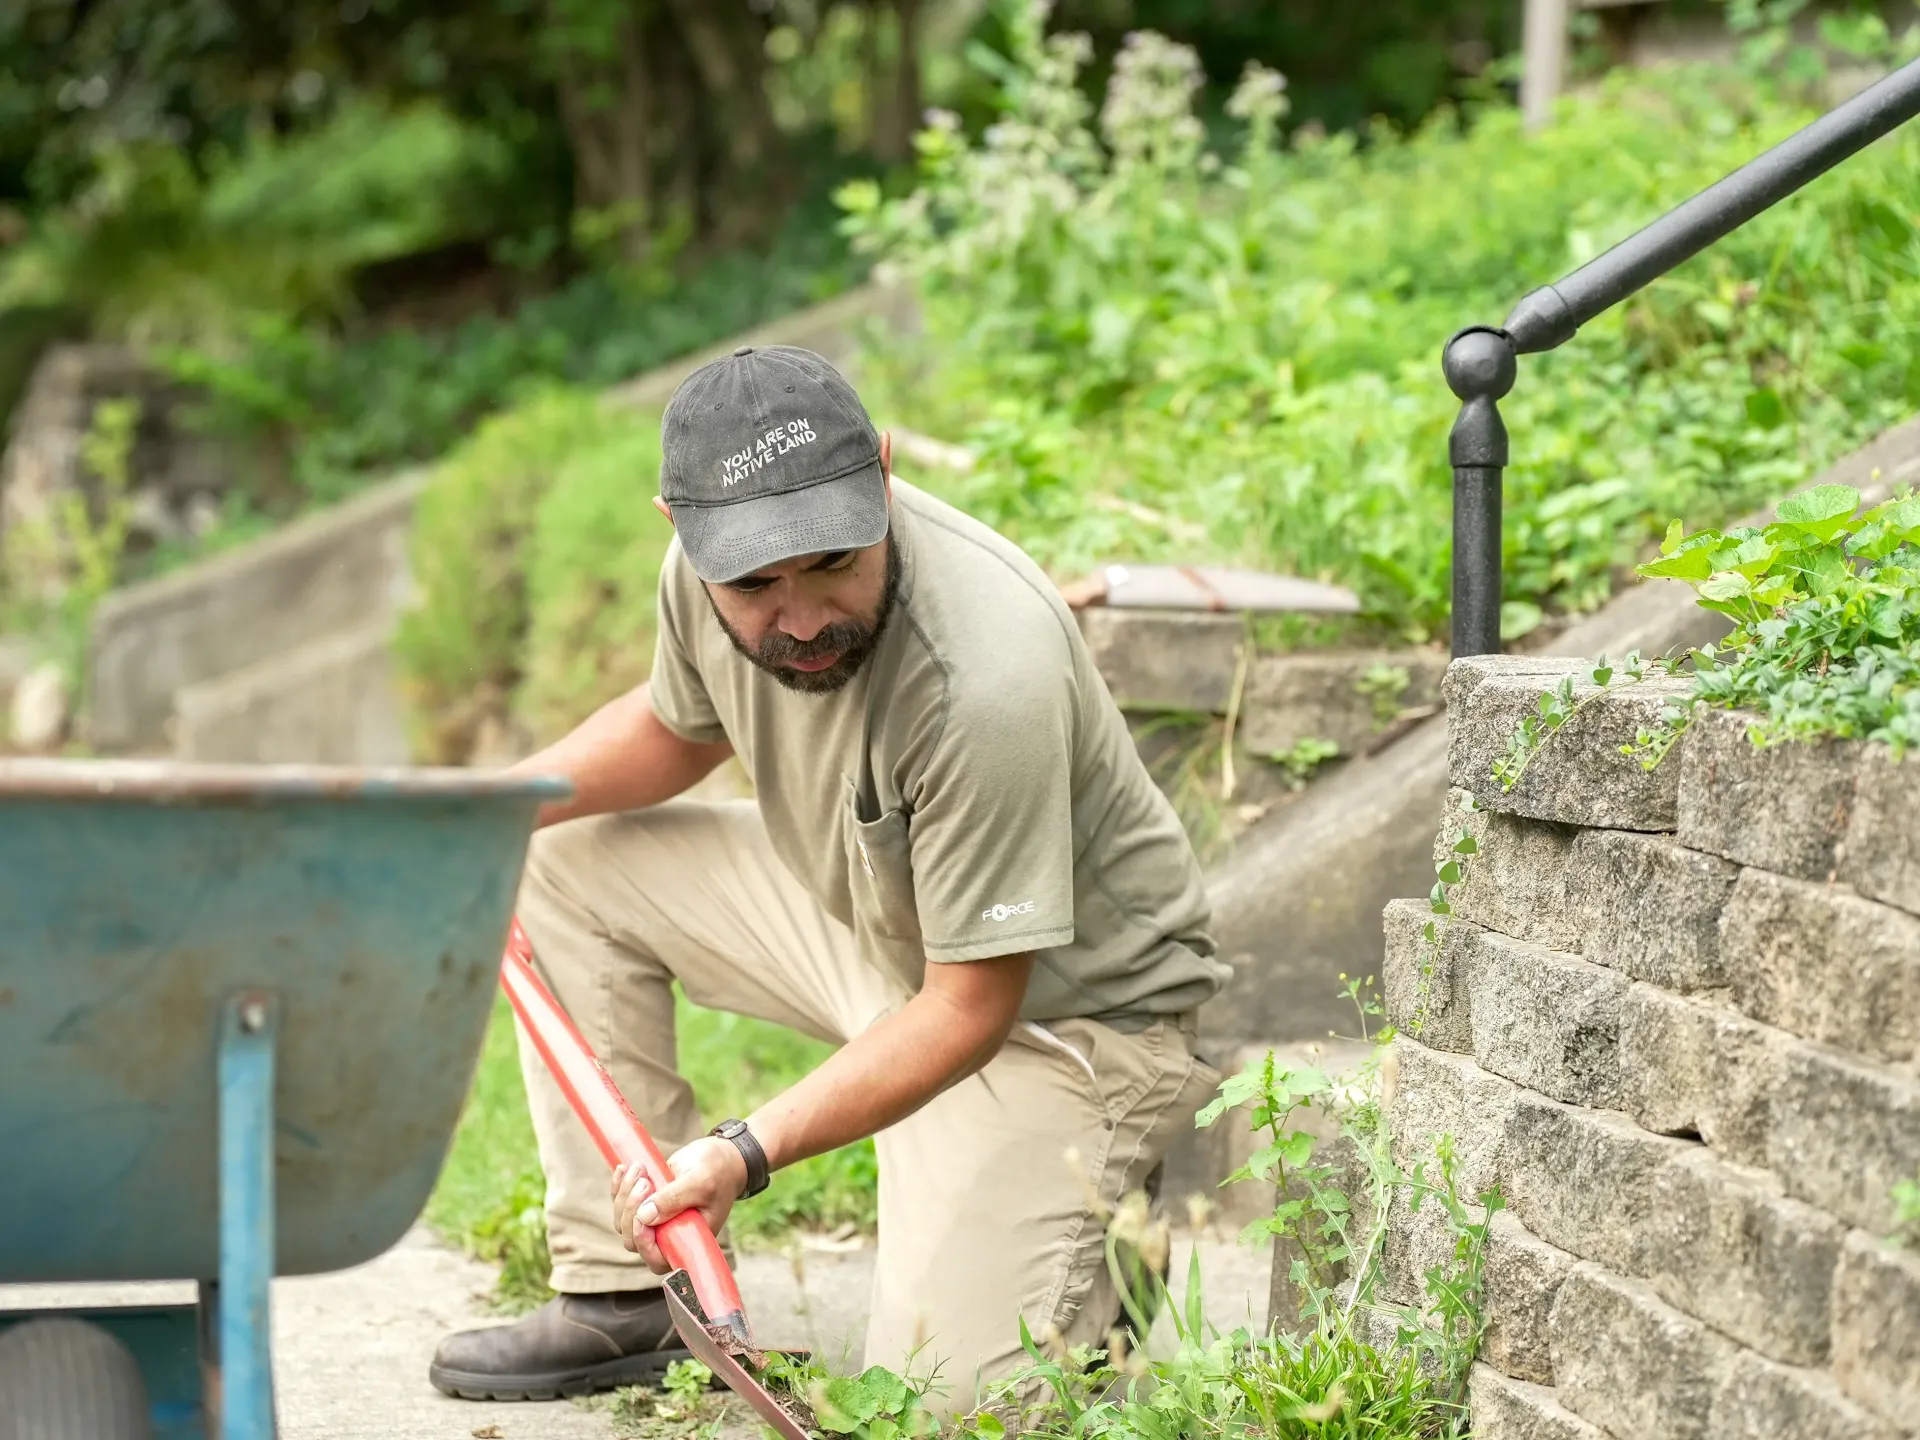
left=1380, top=656, right=1920, bottom=1440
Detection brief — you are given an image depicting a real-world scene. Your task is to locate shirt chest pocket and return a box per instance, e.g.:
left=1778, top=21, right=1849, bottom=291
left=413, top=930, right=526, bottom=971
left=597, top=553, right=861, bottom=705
left=846, top=779, right=920, bottom=946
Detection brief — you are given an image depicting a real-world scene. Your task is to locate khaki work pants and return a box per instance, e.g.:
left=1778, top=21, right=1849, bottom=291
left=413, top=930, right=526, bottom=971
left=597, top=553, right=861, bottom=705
left=512, top=798, right=1221, bottom=1414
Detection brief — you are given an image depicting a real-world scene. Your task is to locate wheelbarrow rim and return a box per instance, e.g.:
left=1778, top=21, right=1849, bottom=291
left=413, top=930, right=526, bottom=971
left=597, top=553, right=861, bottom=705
left=0, top=759, right=572, bottom=803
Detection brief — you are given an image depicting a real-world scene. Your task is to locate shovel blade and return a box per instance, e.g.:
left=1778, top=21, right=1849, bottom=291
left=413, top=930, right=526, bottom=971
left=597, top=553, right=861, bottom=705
left=662, top=1271, right=814, bottom=1440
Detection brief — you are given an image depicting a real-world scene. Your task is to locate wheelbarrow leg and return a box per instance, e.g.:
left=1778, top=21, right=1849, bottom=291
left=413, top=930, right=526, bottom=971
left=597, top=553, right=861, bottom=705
left=215, top=991, right=279, bottom=1439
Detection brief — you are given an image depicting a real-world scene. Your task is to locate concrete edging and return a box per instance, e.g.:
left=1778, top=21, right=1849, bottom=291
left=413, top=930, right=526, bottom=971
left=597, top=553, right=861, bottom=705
left=173, top=615, right=410, bottom=766
left=88, top=472, right=425, bottom=752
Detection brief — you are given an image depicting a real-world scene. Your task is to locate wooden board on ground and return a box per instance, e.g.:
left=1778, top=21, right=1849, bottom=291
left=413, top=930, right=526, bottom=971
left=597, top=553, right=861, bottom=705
left=1061, top=564, right=1360, bottom=615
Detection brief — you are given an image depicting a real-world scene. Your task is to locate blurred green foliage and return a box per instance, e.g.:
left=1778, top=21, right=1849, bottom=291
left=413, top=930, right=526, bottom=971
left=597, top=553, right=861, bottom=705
left=154, top=175, right=861, bottom=512
left=1046, top=0, right=1521, bottom=134
left=394, top=2, right=1920, bottom=762
left=392, top=382, right=680, bottom=765
left=838, top=3, right=1920, bottom=644
left=516, top=402, right=674, bottom=745
left=395, top=387, right=641, bottom=764
left=0, top=100, right=518, bottom=341
left=15, top=0, right=1895, bottom=597
left=0, top=3, right=920, bottom=536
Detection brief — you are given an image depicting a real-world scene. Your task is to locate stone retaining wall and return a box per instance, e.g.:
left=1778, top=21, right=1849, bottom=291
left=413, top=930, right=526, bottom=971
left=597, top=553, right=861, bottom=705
left=1381, top=655, right=1919, bottom=1440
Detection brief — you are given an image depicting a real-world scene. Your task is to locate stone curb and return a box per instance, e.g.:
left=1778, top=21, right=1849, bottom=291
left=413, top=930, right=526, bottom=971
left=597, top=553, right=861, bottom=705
left=1679, top=706, right=1919, bottom=921
left=1444, top=656, right=1692, bottom=831
left=1548, top=1262, right=1735, bottom=1440
left=1468, top=1365, right=1604, bottom=1439
left=1831, top=1230, right=1920, bottom=1426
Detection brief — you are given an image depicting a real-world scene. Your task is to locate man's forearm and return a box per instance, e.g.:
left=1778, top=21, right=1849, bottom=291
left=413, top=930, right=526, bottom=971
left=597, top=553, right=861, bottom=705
left=623, top=956, right=1032, bottom=1256
left=508, top=683, right=732, bottom=828
left=746, top=985, right=1015, bottom=1172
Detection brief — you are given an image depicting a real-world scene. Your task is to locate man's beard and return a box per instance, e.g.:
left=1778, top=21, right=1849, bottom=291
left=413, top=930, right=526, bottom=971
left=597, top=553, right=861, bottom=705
left=707, top=540, right=901, bottom=695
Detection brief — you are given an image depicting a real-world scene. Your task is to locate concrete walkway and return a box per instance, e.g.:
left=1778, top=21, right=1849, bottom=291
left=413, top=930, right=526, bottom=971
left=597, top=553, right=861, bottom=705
left=0, top=1227, right=1273, bottom=1438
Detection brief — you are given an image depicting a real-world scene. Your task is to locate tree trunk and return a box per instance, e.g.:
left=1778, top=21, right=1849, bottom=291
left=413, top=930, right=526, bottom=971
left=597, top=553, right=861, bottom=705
left=894, top=0, right=921, bottom=152
left=557, top=66, right=618, bottom=211
left=655, top=19, right=704, bottom=243
left=871, top=0, right=921, bottom=165
left=661, top=0, right=782, bottom=171
left=863, top=0, right=885, bottom=155
left=553, top=10, right=655, bottom=264
left=614, top=16, right=652, bottom=248
left=660, top=0, right=789, bottom=244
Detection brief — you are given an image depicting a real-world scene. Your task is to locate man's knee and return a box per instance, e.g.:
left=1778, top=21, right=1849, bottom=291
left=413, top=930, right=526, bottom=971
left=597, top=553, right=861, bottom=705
left=523, top=813, right=603, bottom=892
left=519, top=810, right=647, bottom=928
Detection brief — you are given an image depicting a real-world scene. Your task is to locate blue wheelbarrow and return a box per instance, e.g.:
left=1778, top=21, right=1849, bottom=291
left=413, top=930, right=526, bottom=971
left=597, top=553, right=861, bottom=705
left=0, top=759, right=565, bottom=1439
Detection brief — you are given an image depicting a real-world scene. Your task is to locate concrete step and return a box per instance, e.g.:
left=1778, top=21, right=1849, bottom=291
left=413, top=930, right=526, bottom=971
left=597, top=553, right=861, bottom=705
left=88, top=475, right=424, bottom=753
left=172, top=614, right=410, bottom=765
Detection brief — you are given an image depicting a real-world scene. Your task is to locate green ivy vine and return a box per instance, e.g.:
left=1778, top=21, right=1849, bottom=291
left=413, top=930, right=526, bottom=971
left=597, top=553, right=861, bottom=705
left=1408, top=791, right=1483, bottom=1040
left=1629, top=482, right=1920, bottom=763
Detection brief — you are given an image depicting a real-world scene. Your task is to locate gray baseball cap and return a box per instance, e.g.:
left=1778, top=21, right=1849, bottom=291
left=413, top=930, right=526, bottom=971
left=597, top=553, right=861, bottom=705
left=659, top=344, right=889, bottom=584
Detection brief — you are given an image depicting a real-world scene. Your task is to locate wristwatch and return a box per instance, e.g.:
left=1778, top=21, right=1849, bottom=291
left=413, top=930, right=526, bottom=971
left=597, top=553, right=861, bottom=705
left=709, top=1118, right=770, bottom=1199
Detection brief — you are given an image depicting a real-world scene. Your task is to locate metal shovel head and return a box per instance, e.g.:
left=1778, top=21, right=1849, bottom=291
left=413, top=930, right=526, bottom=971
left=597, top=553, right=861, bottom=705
left=662, top=1270, right=815, bottom=1440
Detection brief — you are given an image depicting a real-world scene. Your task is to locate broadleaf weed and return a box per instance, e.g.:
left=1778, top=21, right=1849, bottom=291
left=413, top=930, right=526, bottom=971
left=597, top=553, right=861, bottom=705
left=1628, top=484, right=1920, bottom=760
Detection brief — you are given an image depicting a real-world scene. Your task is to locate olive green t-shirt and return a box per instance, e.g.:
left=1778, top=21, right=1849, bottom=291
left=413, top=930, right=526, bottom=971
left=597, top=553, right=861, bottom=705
left=647, top=478, right=1228, bottom=1030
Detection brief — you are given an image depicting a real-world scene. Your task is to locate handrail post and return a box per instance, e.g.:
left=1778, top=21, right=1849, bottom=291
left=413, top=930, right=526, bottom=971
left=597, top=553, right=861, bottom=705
left=1442, top=52, right=1920, bottom=663
left=1443, top=326, right=1518, bottom=659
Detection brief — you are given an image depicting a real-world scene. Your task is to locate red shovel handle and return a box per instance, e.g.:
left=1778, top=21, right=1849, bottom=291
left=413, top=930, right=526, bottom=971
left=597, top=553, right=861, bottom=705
left=499, top=917, right=748, bottom=1332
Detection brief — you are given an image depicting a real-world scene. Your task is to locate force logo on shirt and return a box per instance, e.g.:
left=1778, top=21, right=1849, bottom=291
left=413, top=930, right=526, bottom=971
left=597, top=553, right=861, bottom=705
left=982, top=899, right=1037, bottom=923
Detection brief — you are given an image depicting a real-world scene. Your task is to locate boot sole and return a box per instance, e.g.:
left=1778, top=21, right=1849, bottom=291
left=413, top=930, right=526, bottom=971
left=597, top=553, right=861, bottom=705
left=429, top=1346, right=697, bottom=1401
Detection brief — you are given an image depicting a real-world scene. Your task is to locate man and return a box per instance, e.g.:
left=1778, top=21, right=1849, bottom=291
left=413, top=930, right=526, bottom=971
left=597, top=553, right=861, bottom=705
left=429, top=344, right=1227, bottom=1413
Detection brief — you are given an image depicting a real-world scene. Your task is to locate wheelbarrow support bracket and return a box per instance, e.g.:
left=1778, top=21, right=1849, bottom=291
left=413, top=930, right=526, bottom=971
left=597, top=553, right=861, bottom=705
left=217, top=990, right=279, bottom=1439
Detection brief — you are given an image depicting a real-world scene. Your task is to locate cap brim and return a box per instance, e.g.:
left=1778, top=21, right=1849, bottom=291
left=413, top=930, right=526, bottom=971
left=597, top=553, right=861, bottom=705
left=670, top=461, right=891, bottom=584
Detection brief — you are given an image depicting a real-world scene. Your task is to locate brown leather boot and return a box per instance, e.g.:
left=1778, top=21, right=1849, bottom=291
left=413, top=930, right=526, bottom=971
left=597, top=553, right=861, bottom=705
left=429, top=1291, right=694, bottom=1401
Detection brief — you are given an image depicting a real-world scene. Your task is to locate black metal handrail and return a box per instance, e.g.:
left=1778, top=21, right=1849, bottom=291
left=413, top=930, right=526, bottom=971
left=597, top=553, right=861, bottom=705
left=1443, top=54, right=1920, bottom=658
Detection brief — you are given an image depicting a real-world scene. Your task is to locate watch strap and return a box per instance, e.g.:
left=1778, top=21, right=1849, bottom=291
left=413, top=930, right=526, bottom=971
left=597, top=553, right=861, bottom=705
left=710, top=1118, right=770, bottom=1199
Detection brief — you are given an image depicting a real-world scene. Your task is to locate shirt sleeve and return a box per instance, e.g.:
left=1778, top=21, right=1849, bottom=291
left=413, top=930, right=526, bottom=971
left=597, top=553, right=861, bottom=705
left=647, top=545, right=728, bottom=744
left=907, top=673, right=1078, bottom=962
